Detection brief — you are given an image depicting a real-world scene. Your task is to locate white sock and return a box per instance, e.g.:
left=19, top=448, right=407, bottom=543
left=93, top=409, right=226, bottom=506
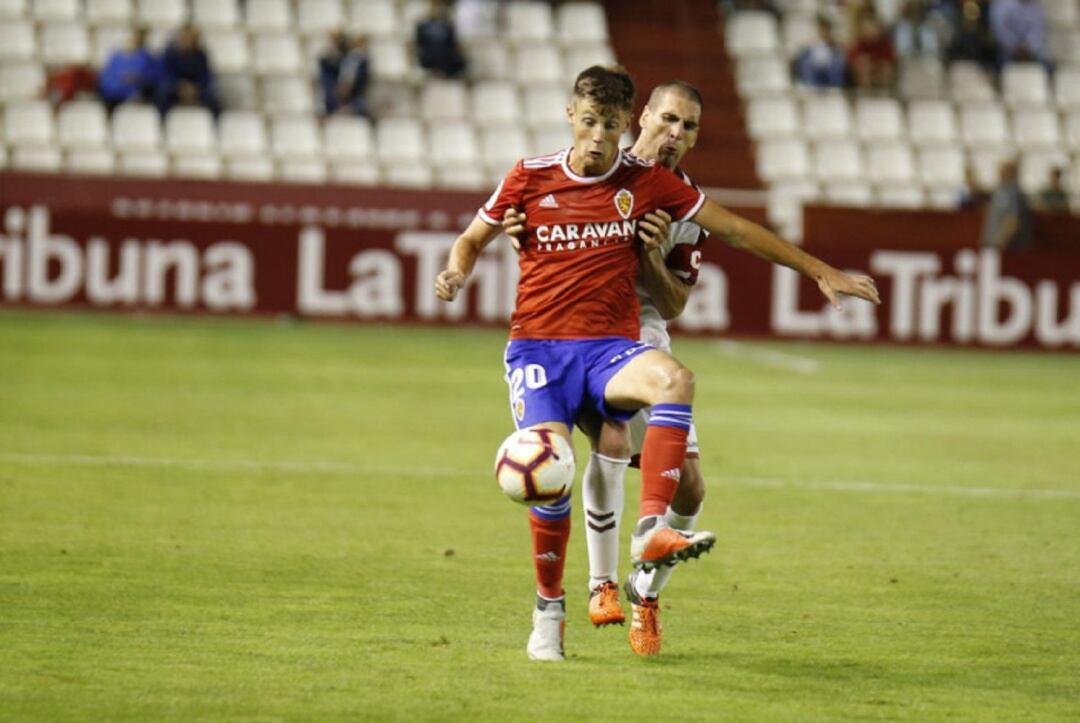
left=635, top=504, right=702, bottom=600
left=582, top=452, right=628, bottom=591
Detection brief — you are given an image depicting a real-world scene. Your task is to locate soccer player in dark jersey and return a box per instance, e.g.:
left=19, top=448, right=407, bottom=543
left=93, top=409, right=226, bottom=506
left=436, top=65, right=879, bottom=662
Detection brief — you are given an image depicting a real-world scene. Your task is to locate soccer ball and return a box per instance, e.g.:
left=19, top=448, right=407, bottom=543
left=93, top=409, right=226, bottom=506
left=494, top=428, right=575, bottom=505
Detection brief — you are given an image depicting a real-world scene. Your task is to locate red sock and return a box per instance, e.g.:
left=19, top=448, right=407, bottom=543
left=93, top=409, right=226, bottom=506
left=529, top=512, right=570, bottom=599
left=639, top=424, right=689, bottom=518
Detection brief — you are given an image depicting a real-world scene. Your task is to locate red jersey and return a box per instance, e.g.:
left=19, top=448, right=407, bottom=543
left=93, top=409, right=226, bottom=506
left=479, top=148, right=706, bottom=340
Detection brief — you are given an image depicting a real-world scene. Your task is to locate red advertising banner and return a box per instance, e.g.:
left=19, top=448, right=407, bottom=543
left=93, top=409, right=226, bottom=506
left=1, top=172, right=1078, bottom=350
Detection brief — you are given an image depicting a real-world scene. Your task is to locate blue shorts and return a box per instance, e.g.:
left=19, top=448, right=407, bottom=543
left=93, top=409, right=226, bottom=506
left=503, top=337, right=653, bottom=430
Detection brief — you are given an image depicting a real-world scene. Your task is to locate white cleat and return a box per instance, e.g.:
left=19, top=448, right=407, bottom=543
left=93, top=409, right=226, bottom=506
left=526, top=595, right=566, bottom=662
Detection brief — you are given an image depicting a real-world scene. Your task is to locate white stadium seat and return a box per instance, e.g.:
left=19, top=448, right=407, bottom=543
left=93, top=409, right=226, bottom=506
left=0, top=0, right=26, bottom=18
left=514, top=43, right=564, bottom=85
left=725, top=11, right=780, bottom=57
left=969, top=147, right=1015, bottom=188
left=279, top=158, right=327, bottom=183
left=0, top=61, right=44, bottom=102
left=245, top=0, right=291, bottom=32
left=165, top=107, right=217, bottom=154
left=13, top=146, right=63, bottom=172
left=907, top=99, right=957, bottom=145
left=531, top=126, right=570, bottom=156
left=261, top=76, right=315, bottom=115
left=436, top=165, right=489, bottom=191
left=253, top=33, right=302, bottom=76
left=57, top=100, right=109, bottom=148
left=40, top=22, right=90, bottom=66
left=757, top=138, right=810, bottom=181
left=383, top=162, right=434, bottom=188
left=855, top=97, right=905, bottom=142
left=736, top=56, right=791, bottom=98
left=193, top=0, right=240, bottom=28
left=298, top=0, right=343, bottom=37
left=118, top=149, right=169, bottom=176
left=959, top=104, right=1010, bottom=147
left=1044, top=0, right=1079, bottom=28
left=330, top=160, right=380, bottom=185
left=369, top=80, right=418, bottom=118
left=801, top=93, right=852, bottom=141
left=136, top=0, right=187, bottom=28
left=465, top=40, right=511, bottom=81
left=217, top=73, right=259, bottom=110
left=0, top=20, right=36, bottom=61
left=556, top=2, right=608, bottom=45
left=227, top=156, right=275, bottom=181
left=203, top=29, right=250, bottom=74
left=271, top=116, right=323, bottom=159
left=917, top=145, right=965, bottom=188
left=812, top=139, right=863, bottom=182
left=1019, top=150, right=1070, bottom=194
left=4, top=100, right=54, bottom=145
left=823, top=181, right=873, bottom=207
left=1055, top=65, right=1080, bottom=109
left=563, top=45, right=615, bottom=82
left=1001, top=62, right=1050, bottom=108
left=323, top=115, right=374, bottom=161
left=86, top=0, right=131, bottom=25
left=482, top=125, right=530, bottom=170
left=420, top=79, right=469, bottom=121
left=865, top=143, right=915, bottom=185
left=429, top=121, right=480, bottom=167
left=876, top=184, right=925, bottom=209
left=506, top=1, right=554, bottom=43
left=949, top=61, right=996, bottom=103
left=1064, top=110, right=1080, bottom=150
left=899, top=56, right=945, bottom=99
left=375, top=117, right=426, bottom=164
left=781, top=12, right=818, bottom=57
left=111, top=104, right=160, bottom=151
left=1012, top=107, right=1061, bottom=150
left=370, top=38, right=411, bottom=81
left=33, top=0, right=79, bottom=22
left=92, top=24, right=132, bottom=68
left=223, top=113, right=268, bottom=159
left=67, top=147, right=117, bottom=174
left=746, top=96, right=799, bottom=139
left=348, top=0, right=399, bottom=38
left=471, top=81, right=522, bottom=125
left=173, top=154, right=223, bottom=179
left=524, top=84, right=570, bottom=129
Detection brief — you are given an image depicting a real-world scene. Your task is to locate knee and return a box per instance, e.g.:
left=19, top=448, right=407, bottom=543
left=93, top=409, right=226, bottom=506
left=663, top=364, right=695, bottom=401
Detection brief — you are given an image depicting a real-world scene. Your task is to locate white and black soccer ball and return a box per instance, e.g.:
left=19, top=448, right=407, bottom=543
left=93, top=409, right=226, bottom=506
left=494, top=428, right=575, bottom=505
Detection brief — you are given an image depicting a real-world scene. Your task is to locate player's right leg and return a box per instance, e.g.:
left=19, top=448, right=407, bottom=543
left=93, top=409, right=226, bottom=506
left=601, top=349, right=715, bottom=571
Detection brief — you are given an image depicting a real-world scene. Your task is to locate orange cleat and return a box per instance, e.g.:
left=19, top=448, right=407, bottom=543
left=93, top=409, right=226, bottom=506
left=630, top=517, right=716, bottom=572
left=588, top=581, right=626, bottom=627
left=625, top=575, right=662, bottom=656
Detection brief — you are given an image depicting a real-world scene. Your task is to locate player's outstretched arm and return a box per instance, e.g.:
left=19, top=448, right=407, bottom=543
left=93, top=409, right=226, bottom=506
left=435, top=215, right=503, bottom=302
left=636, top=210, right=691, bottom=320
left=691, top=199, right=880, bottom=310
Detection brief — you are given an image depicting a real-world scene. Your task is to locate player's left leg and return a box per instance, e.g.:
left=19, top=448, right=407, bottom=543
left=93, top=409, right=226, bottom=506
left=601, top=349, right=715, bottom=571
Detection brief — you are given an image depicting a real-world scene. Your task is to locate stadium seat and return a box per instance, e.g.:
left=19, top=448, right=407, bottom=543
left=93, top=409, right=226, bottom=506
left=368, top=80, right=418, bottom=118
left=173, top=153, right=223, bottom=179
left=736, top=56, right=791, bottom=98
left=375, top=117, right=426, bottom=164
left=523, top=85, right=569, bottom=131
left=465, top=40, right=512, bottom=81
left=907, top=99, right=957, bottom=145
left=40, top=22, right=90, bottom=66
left=261, top=76, right=315, bottom=115
left=436, top=165, right=489, bottom=191
left=1044, top=0, right=1079, bottom=28
left=92, top=24, right=131, bottom=67
left=323, top=115, right=373, bottom=161
left=118, top=149, right=168, bottom=176
left=86, top=0, right=131, bottom=25
left=823, top=181, right=873, bottom=207
left=193, top=0, right=239, bottom=28
left=0, top=61, right=44, bottom=102
left=781, top=11, right=818, bottom=59
left=279, top=158, right=327, bottom=183
left=252, top=32, right=303, bottom=76
left=271, top=116, right=322, bottom=159
left=875, top=184, right=925, bottom=208
left=66, top=147, right=116, bottom=174
left=865, top=143, right=915, bottom=185
left=0, top=0, right=25, bottom=18
left=899, top=56, right=945, bottom=99
left=531, top=126, right=570, bottom=155
left=959, top=104, right=1010, bottom=147
left=13, top=146, right=63, bottom=172
left=471, top=81, right=522, bottom=124
left=812, top=139, right=863, bottom=182
left=746, top=96, right=799, bottom=139
left=136, top=0, right=187, bottom=28
left=725, top=12, right=780, bottom=57
left=1012, top=107, right=1061, bottom=150
left=1049, top=28, right=1080, bottom=64
left=383, top=162, right=434, bottom=188
left=1019, top=149, right=1070, bottom=194
left=203, top=29, right=250, bottom=74
left=4, top=100, right=55, bottom=145
left=218, top=72, right=259, bottom=110
left=33, top=0, right=79, bottom=22
left=218, top=112, right=268, bottom=162
left=111, top=104, right=160, bottom=151
left=556, top=2, right=608, bottom=45
left=420, top=79, right=469, bottom=121
left=949, top=61, right=996, bottom=103
left=428, top=121, right=480, bottom=167
left=506, top=1, right=554, bottom=44
left=562, top=45, right=615, bottom=82
left=482, top=125, right=530, bottom=170
left=57, top=100, right=109, bottom=148
left=514, top=43, right=564, bottom=85
left=0, top=20, right=36, bottom=61
left=165, top=107, right=217, bottom=154
left=298, top=0, right=344, bottom=37
left=348, top=0, right=399, bottom=39
left=916, top=145, right=965, bottom=189
left=855, top=97, right=905, bottom=142
left=330, top=160, right=380, bottom=185
left=756, top=138, right=811, bottom=181
left=370, top=38, right=411, bottom=81
left=1064, top=110, right=1080, bottom=150
left=0, top=145, right=7, bottom=170
left=1054, top=65, right=1080, bottom=109
left=226, top=155, right=275, bottom=181
left=245, top=0, right=291, bottom=32
left=801, top=93, right=852, bottom=141
left=1001, top=62, right=1050, bottom=108
left=766, top=179, right=819, bottom=241
left=969, top=146, right=1014, bottom=188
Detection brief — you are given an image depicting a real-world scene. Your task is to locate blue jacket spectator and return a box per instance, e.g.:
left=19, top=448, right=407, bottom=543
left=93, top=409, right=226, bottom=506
left=416, top=0, right=466, bottom=78
left=793, top=17, right=847, bottom=88
left=989, top=0, right=1050, bottom=66
left=156, top=25, right=221, bottom=117
left=98, top=28, right=159, bottom=110
left=319, top=31, right=371, bottom=117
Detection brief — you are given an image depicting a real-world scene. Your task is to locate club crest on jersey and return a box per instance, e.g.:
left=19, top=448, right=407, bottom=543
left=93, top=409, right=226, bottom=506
left=614, top=189, right=634, bottom=220
left=514, top=398, right=526, bottom=421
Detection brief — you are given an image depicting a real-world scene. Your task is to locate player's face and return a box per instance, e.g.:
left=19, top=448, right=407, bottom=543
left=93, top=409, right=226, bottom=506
left=636, top=91, right=701, bottom=169
left=566, top=98, right=631, bottom=176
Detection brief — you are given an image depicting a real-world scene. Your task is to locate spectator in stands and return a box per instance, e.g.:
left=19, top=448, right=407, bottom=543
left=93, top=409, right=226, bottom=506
left=894, top=0, right=955, bottom=57
left=319, top=31, right=371, bottom=117
left=453, top=0, right=498, bottom=40
left=957, top=165, right=990, bottom=209
left=982, top=159, right=1032, bottom=252
left=946, top=0, right=997, bottom=71
left=848, top=13, right=898, bottom=91
left=156, top=25, right=221, bottom=117
left=1035, top=167, right=1070, bottom=213
left=989, top=0, right=1051, bottom=69
left=98, top=27, right=158, bottom=111
left=792, top=16, right=847, bottom=89
left=416, top=0, right=467, bottom=78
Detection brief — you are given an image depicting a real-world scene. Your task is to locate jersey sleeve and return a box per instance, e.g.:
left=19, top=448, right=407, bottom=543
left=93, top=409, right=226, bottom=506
left=649, top=165, right=706, bottom=223
left=477, top=161, right=528, bottom=226
left=665, top=236, right=705, bottom=285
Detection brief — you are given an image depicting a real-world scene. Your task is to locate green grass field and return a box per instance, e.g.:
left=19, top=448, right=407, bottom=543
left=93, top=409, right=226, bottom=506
left=1, top=309, right=1078, bottom=721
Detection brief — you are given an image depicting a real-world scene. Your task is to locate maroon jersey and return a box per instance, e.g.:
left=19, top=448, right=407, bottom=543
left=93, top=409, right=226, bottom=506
left=479, top=148, right=706, bottom=340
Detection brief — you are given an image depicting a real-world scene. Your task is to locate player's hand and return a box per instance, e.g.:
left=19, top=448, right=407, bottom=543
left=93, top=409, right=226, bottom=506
left=435, top=269, right=466, bottom=301
left=815, top=269, right=881, bottom=311
left=637, top=209, right=672, bottom=252
left=502, top=208, right=527, bottom=253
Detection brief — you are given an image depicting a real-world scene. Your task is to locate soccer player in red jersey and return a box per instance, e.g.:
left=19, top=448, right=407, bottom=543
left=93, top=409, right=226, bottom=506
left=435, top=65, right=879, bottom=661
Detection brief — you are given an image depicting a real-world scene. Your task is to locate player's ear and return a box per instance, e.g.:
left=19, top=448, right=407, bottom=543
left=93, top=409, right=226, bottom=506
left=565, top=101, right=574, bottom=124
left=638, top=105, right=650, bottom=128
